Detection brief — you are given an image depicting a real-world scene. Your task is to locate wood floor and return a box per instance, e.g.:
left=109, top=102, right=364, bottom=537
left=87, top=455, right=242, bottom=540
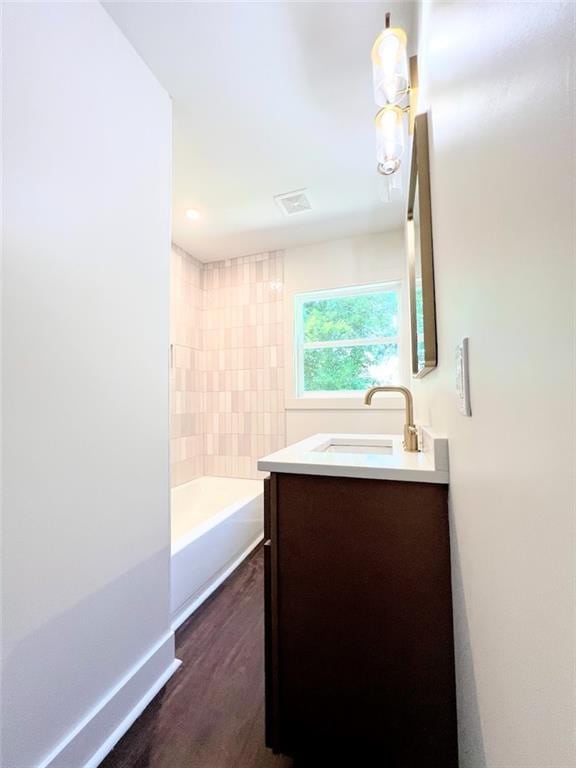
left=101, top=546, right=293, bottom=768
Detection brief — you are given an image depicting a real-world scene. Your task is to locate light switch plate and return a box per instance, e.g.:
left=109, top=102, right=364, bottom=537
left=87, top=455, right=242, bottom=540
left=455, top=337, right=471, bottom=416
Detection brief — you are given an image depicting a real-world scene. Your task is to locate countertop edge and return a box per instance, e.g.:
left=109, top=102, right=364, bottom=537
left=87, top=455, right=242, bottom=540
left=257, top=459, right=449, bottom=485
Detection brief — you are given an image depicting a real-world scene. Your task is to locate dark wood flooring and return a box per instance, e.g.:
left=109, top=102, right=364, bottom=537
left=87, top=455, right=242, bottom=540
left=101, top=546, right=293, bottom=768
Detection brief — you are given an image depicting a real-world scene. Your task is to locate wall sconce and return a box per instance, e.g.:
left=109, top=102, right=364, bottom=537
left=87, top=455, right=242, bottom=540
left=371, top=12, right=418, bottom=177
left=375, top=105, right=404, bottom=176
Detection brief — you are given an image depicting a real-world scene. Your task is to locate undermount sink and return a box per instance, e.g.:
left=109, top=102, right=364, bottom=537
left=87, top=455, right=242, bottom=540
left=312, top=437, right=394, bottom=455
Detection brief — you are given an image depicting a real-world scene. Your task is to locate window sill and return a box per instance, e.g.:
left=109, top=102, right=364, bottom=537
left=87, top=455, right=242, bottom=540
left=285, top=395, right=405, bottom=411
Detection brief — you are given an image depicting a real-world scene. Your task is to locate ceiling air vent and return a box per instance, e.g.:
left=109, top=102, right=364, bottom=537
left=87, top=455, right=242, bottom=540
left=274, top=189, right=312, bottom=216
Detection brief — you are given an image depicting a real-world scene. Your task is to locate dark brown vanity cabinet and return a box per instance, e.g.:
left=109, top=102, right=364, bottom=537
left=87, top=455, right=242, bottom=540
left=264, top=472, right=458, bottom=767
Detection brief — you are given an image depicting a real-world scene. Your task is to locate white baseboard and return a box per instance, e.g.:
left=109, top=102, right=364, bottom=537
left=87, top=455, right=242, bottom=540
left=38, top=632, right=181, bottom=768
left=171, top=534, right=263, bottom=631
left=85, top=659, right=181, bottom=768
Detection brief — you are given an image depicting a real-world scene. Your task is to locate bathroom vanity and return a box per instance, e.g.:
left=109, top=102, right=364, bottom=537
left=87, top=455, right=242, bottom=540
left=258, top=431, right=458, bottom=767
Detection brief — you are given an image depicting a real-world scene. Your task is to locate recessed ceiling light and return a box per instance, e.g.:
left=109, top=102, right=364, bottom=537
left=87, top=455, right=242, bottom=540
left=185, top=208, right=201, bottom=221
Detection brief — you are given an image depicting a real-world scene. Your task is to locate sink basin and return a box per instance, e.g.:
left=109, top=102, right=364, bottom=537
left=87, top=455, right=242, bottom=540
left=313, top=438, right=394, bottom=456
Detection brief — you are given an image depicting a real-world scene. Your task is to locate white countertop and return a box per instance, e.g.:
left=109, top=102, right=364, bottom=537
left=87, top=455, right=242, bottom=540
left=257, top=428, right=449, bottom=484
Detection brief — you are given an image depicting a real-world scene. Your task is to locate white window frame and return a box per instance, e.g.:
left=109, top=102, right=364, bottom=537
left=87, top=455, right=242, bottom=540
left=293, top=281, right=403, bottom=399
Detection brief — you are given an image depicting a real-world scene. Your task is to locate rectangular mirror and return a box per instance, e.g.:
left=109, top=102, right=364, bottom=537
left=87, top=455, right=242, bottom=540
left=407, top=112, right=437, bottom=377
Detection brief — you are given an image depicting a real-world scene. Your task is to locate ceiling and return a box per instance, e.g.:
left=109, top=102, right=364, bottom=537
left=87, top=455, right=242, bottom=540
left=105, top=1, right=416, bottom=261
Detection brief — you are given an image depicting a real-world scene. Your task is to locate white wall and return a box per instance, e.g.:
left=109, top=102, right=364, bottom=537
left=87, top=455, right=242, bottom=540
left=283, top=231, right=408, bottom=443
left=1, top=4, right=174, bottom=767
left=414, top=2, right=575, bottom=766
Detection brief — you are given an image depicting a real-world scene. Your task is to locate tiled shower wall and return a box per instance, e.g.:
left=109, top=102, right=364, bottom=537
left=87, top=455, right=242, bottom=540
left=170, top=245, right=204, bottom=486
left=202, top=252, right=285, bottom=479
left=170, top=247, right=285, bottom=485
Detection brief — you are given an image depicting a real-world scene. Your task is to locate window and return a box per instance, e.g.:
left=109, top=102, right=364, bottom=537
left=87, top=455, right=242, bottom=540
left=294, top=282, right=402, bottom=396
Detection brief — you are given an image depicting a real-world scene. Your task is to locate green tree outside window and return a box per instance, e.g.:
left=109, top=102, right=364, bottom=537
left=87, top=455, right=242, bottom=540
left=297, top=284, right=401, bottom=393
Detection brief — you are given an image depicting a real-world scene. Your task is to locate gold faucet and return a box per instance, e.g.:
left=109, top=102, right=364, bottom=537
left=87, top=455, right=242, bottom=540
left=363, top=386, right=419, bottom=452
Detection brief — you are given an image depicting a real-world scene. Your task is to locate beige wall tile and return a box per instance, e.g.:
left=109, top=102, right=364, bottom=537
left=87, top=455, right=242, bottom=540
left=171, top=247, right=285, bottom=484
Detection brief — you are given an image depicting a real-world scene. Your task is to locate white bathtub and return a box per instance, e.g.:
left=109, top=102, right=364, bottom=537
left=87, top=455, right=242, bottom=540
left=170, top=475, right=264, bottom=630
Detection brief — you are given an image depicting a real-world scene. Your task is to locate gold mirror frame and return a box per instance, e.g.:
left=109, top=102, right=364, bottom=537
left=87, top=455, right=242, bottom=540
left=407, top=112, right=437, bottom=378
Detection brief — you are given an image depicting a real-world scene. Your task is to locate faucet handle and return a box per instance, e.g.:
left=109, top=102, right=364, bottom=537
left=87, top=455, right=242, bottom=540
left=403, top=424, right=419, bottom=453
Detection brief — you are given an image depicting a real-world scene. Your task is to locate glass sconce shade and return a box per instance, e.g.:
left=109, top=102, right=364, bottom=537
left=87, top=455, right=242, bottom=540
left=377, top=170, right=403, bottom=203
left=375, top=106, right=405, bottom=176
left=371, top=27, right=409, bottom=106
